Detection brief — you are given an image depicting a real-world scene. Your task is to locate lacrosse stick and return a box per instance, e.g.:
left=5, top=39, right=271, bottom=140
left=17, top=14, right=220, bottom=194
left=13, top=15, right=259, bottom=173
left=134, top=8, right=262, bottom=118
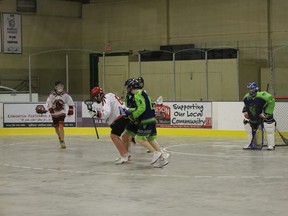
left=156, top=96, right=163, bottom=104
left=153, top=96, right=163, bottom=107
left=276, top=128, right=288, bottom=145
left=84, top=100, right=99, bottom=139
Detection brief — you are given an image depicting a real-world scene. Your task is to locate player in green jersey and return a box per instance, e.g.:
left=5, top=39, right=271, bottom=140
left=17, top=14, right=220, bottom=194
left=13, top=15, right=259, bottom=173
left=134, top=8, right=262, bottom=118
left=121, top=79, right=169, bottom=167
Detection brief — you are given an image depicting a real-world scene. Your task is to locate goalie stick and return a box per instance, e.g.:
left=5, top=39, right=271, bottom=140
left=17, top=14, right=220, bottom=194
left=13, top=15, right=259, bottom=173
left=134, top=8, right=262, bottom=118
left=276, top=128, right=288, bottom=145
left=265, top=83, right=288, bottom=146
left=251, top=120, right=288, bottom=148
left=84, top=100, right=100, bottom=139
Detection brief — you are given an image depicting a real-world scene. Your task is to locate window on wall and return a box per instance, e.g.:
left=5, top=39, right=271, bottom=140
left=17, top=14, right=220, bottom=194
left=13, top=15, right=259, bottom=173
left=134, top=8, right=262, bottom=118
left=17, top=0, right=37, bottom=13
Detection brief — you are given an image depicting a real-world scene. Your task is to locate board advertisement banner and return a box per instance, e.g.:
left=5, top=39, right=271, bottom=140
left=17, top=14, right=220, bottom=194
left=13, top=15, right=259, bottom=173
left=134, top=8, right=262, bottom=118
left=155, top=102, right=212, bottom=128
left=3, top=101, right=211, bottom=128
left=3, top=103, right=76, bottom=127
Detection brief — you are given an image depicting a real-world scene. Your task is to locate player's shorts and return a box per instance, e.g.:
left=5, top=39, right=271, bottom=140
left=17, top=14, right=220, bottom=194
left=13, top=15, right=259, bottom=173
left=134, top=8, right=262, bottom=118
left=124, top=122, right=139, bottom=137
left=110, top=117, right=130, bottom=136
left=52, top=115, right=65, bottom=127
left=136, top=123, right=157, bottom=140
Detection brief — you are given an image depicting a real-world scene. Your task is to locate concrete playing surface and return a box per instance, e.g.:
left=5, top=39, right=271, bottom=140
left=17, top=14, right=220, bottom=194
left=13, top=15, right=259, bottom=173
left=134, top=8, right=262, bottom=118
left=1, top=134, right=288, bottom=216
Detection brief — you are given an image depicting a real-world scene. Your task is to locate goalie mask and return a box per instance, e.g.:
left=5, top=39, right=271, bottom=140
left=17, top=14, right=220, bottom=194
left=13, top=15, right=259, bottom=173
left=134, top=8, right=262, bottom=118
left=247, top=82, right=259, bottom=97
left=90, top=86, right=104, bottom=104
left=55, top=81, right=64, bottom=94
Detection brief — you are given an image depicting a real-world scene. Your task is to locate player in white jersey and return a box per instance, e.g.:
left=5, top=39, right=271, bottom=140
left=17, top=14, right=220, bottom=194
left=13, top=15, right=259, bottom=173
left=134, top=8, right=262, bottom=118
left=89, top=86, right=131, bottom=164
left=46, top=81, right=74, bottom=149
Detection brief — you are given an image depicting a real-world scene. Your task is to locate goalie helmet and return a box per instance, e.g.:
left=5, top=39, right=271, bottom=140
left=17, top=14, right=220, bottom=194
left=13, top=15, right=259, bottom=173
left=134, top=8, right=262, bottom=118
left=90, top=86, right=104, bottom=103
left=247, top=82, right=259, bottom=97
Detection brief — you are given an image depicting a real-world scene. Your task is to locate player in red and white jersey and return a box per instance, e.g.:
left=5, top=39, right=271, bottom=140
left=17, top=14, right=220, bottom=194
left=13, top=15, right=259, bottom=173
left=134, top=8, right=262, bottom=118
left=89, top=86, right=130, bottom=164
left=46, top=81, right=74, bottom=149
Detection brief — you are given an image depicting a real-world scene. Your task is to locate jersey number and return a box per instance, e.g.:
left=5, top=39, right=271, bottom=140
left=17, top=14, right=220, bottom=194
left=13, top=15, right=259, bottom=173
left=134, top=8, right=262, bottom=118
left=115, top=95, right=124, bottom=105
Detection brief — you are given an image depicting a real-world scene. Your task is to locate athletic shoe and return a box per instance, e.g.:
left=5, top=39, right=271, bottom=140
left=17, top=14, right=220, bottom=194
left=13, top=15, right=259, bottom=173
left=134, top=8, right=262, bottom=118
left=115, top=155, right=129, bottom=165
left=243, top=144, right=252, bottom=150
left=153, top=158, right=169, bottom=168
left=162, top=152, right=170, bottom=160
left=267, top=145, right=275, bottom=150
left=115, top=154, right=131, bottom=162
left=60, top=141, right=66, bottom=149
left=150, top=151, right=161, bottom=165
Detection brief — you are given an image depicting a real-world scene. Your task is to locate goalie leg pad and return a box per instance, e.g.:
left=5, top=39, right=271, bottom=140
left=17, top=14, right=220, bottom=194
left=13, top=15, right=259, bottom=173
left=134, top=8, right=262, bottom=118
left=244, top=122, right=253, bottom=148
left=264, top=122, right=275, bottom=148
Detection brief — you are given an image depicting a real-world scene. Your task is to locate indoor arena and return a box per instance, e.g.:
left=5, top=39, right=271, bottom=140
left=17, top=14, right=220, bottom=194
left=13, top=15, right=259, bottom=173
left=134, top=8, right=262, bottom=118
left=1, top=0, right=288, bottom=216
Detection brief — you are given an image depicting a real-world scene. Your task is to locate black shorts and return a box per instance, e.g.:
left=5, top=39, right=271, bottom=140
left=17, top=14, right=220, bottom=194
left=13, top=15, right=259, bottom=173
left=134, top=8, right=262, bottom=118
left=52, top=115, right=65, bottom=127
left=110, top=117, right=130, bottom=136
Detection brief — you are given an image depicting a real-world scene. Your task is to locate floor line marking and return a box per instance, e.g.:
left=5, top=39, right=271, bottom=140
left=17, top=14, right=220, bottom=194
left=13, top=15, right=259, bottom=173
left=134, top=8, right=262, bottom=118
left=1, top=162, right=287, bottom=180
left=164, top=143, right=288, bottom=158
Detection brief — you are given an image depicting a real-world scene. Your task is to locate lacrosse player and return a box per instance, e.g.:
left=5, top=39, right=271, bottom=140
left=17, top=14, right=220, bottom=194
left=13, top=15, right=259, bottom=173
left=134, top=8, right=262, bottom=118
left=46, top=81, right=74, bottom=149
left=121, top=79, right=169, bottom=168
left=121, top=78, right=138, bottom=152
left=242, top=82, right=276, bottom=150
left=89, top=86, right=130, bottom=164
left=122, top=77, right=156, bottom=153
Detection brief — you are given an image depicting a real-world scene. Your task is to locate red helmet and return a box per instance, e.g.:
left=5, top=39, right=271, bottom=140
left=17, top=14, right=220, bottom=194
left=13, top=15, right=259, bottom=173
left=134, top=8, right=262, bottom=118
left=90, top=86, right=103, bottom=97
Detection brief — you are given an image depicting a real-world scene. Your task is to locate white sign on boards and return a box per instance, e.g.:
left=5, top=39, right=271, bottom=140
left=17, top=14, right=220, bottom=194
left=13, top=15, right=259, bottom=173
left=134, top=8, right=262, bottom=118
left=3, top=103, right=76, bottom=127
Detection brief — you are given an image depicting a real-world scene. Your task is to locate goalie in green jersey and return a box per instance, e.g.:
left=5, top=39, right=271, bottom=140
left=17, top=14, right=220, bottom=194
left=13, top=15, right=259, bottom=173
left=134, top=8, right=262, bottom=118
left=242, top=82, right=276, bottom=150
